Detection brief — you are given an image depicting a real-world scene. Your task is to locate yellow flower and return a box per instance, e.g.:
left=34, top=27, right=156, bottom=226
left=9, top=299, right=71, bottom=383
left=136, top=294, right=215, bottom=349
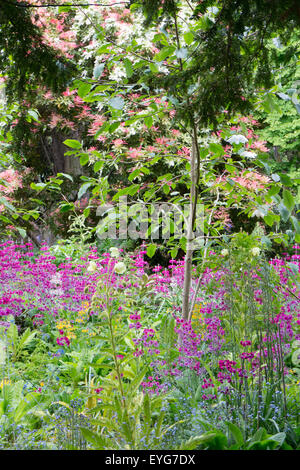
left=0, top=378, right=11, bottom=389
left=191, top=303, right=206, bottom=339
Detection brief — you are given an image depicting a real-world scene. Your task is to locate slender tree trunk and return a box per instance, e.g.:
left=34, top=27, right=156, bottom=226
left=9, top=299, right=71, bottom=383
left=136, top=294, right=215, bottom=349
left=182, top=131, right=198, bottom=319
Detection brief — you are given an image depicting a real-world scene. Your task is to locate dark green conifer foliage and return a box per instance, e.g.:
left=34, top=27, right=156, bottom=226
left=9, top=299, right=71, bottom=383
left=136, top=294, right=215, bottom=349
left=134, top=0, right=300, bottom=126
left=0, top=0, right=75, bottom=97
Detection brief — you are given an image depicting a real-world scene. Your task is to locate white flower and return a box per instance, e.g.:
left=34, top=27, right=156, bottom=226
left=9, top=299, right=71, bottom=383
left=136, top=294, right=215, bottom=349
left=114, top=261, right=126, bottom=275
left=251, top=208, right=265, bottom=218
left=221, top=249, right=229, bottom=256
left=227, top=134, right=248, bottom=145
left=50, top=273, right=62, bottom=286
left=49, top=288, right=64, bottom=297
left=87, top=261, right=97, bottom=273
left=240, top=151, right=257, bottom=159
left=251, top=247, right=261, bottom=257
left=109, top=247, right=120, bottom=258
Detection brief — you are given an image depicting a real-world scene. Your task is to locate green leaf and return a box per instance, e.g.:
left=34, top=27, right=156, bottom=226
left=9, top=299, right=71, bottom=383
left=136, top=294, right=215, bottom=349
left=59, top=203, right=74, bottom=213
left=282, top=189, right=295, bottom=212
left=127, top=366, right=148, bottom=397
left=109, top=122, right=120, bottom=133
left=154, top=46, right=176, bottom=62
left=77, top=82, right=92, bottom=98
left=94, top=122, right=110, bottom=138
left=277, top=92, right=290, bottom=101
left=128, top=168, right=141, bottom=181
left=80, top=154, right=89, bottom=166
left=271, top=173, right=280, bottom=182
left=14, top=392, right=45, bottom=423
left=287, top=262, right=299, bottom=277
left=64, top=139, right=81, bottom=150
left=93, top=63, right=104, bottom=79
left=144, top=116, right=153, bottom=128
left=278, top=202, right=290, bottom=222
left=147, top=244, right=157, bottom=258
left=112, top=184, right=140, bottom=201
left=263, top=213, right=275, bottom=227
left=279, top=173, right=293, bottom=187
left=58, top=5, right=71, bottom=12
left=83, top=207, right=90, bottom=218
left=170, top=246, right=178, bottom=258
left=80, top=427, right=112, bottom=450
left=56, top=173, right=73, bottom=182
left=0, top=196, right=17, bottom=212
left=163, top=184, right=170, bottom=194
left=27, top=110, right=39, bottom=122
left=209, top=142, right=224, bottom=157
left=267, top=432, right=286, bottom=447
left=78, top=182, right=92, bottom=199
left=124, top=58, right=134, bottom=78
left=143, top=393, right=151, bottom=427
left=267, top=185, right=280, bottom=197
left=0, top=215, right=12, bottom=224
left=93, top=161, right=103, bottom=172
left=149, top=63, right=159, bottom=73
left=180, top=435, right=211, bottom=450
left=261, top=93, right=282, bottom=114
left=18, top=329, right=37, bottom=351
left=225, top=421, right=244, bottom=447
left=16, top=227, right=26, bottom=238
left=183, top=31, right=194, bottom=45
left=292, top=348, right=300, bottom=367
left=7, top=323, right=18, bottom=346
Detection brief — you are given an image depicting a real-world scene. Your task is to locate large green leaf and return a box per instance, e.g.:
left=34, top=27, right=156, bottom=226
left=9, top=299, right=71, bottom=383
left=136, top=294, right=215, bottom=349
left=64, top=139, right=82, bottom=150
left=147, top=243, right=157, bottom=258
left=225, top=421, right=244, bottom=447
left=282, top=189, right=295, bottom=212
left=278, top=202, right=290, bottom=222
left=154, top=46, right=176, bottom=62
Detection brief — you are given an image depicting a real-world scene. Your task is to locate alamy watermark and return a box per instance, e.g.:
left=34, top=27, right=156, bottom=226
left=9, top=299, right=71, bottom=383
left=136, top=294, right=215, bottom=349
left=95, top=196, right=205, bottom=249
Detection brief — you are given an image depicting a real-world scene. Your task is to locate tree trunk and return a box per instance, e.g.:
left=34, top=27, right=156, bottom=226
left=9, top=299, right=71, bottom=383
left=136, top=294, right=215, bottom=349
left=40, top=130, right=83, bottom=176
left=182, top=131, right=199, bottom=320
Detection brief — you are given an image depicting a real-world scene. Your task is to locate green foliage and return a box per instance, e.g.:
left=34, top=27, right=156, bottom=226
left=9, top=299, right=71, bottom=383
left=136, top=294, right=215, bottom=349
left=0, top=379, right=50, bottom=448
left=135, top=0, right=300, bottom=126
left=256, top=30, right=300, bottom=152
left=187, top=424, right=290, bottom=450
left=0, top=1, right=75, bottom=97
left=1, top=318, right=38, bottom=362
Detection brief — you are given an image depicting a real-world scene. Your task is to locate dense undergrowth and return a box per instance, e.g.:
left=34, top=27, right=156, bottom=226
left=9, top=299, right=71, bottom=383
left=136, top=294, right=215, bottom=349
left=0, top=233, right=299, bottom=450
